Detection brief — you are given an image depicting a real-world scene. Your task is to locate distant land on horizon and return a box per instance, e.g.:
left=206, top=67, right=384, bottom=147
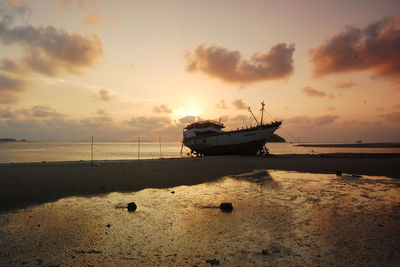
left=0, top=138, right=27, bottom=142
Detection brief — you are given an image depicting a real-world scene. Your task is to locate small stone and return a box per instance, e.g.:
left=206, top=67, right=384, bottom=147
left=219, top=203, right=233, bottom=212
left=205, top=258, right=220, bottom=265
left=106, top=224, right=111, bottom=228
left=262, top=249, right=269, bottom=256
left=127, top=202, right=137, bottom=212
left=171, top=191, right=175, bottom=194
left=335, top=170, right=343, bottom=176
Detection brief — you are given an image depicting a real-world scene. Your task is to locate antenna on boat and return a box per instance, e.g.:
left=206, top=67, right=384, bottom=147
left=248, top=107, right=259, bottom=125
left=260, top=101, right=265, bottom=125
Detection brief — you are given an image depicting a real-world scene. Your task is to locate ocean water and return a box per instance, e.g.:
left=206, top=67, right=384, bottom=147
left=0, top=141, right=399, bottom=163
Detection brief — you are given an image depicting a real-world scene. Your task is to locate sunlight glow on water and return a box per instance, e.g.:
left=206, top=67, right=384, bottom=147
left=1, top=170, right=399, bottom=266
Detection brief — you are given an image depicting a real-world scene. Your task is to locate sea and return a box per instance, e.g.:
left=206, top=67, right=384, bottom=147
left=1, top=141, right=400, bottom=163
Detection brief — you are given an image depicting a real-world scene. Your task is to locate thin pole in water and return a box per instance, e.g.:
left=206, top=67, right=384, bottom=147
left=159, top=137, right=162, bottom=158
left=138, top=136, right=140, bottom=160
left=91, top=136, right=93, bottom=166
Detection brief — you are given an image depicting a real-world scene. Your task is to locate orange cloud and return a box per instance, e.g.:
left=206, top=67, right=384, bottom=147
left=0, top=25, right=103, bottom=76
left=302, top=86, right=327, bottom=98
left=309, top=13, right=400, bottom=82
left=336, top=81, right=356, bottom=89
left=83, top=12, right=115, bottom=28
left=0, top=1, right=103, bottom=77
left=232, top=99, right=248, bottom=110
left=185, top=43, right=295, bottom=83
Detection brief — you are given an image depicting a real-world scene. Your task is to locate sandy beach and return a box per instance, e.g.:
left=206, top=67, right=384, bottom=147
left=1, top=154, right=399, bottom=211
left=1, top=154, right=400, bottom=266
left=0, top=160, right=399, bottom=266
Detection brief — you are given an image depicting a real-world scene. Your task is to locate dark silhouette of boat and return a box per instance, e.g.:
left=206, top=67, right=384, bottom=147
left=182, top=102, right=282, bottom=156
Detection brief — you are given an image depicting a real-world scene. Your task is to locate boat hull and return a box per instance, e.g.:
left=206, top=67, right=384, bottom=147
left=183, top=124, right=280, bottom=155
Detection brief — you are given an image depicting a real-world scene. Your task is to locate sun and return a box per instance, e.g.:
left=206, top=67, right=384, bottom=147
left=173, top=105, right=202, bottom=118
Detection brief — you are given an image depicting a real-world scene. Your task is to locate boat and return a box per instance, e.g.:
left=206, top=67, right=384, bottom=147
left=182, top=102, right=282, bottom=156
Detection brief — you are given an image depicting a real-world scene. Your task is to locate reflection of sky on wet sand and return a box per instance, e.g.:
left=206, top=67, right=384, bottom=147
left=0, top=171, right=399, bottom=266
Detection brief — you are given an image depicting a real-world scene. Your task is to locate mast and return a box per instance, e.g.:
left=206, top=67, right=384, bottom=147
left=248, top=107, right=259, bottom=125
left=260, top=101, right=265, bottom=125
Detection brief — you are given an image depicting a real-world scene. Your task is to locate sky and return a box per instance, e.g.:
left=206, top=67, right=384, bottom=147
left=0, top=0, right=399, bottom=142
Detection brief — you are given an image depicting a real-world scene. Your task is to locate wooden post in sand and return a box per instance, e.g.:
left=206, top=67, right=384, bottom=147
left=159, top=137, right=162, bottom=158
left=91, top=136, right=93, bottom=166
left=138, top=136, right=140, bottom=160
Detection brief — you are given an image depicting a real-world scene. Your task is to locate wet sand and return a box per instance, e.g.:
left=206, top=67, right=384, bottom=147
left=0, top=170, right=399, bottom=266
left=0, top=154, right=399, bottom=211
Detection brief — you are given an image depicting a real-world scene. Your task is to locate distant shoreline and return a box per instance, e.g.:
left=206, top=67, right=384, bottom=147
left=295, top=143, right=400, bottom=148
left=0, top=138, right=27, bottom=142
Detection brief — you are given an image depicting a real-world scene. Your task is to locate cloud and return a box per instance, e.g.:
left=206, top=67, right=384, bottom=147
left=15, top=105, right=64, bottom=118
left=31, top=105, right=63, bottom=118
left=178, top=116, right=202, bottom=124
left=0, top=58, right=26, bottom=73
left=0, top=105, right=183, bottom=141
left=0, top=25, right=103, bottom=76
left=302, top=86, right=327, bottom=98
left=0, top=73, right=25, bottom=103
left=0, top=0, right=31, bottom=23
left=0, top=2, right=103, bottom=77
left=309, top=13, right=400, bottom=81
left=232, top=99, right=247, bottom=110
left=185, top=43, right=295, bottom=83
left=216, top=99, right=228, bottom=109
left=126, top=116, right=171, bottom=129
left=379, top=112, right=400, bottom=122
left=153, top=104, right=172, bottom=114
left=0, top=107, right=16, bottom=118
left=79, top=109, right=113, bottom=127
left=98, top=88, right=112, bottom=101
left=287, top=114, right=339, bottom=126
left=336, top=81, right=356, bottom=89
left=83, top=12, right=115, bottom=28
left=0, top=0, right=103, bottom=103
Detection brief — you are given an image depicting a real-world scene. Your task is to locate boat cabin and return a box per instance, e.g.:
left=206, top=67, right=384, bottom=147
left=183, top=120, right=225, bottom=139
